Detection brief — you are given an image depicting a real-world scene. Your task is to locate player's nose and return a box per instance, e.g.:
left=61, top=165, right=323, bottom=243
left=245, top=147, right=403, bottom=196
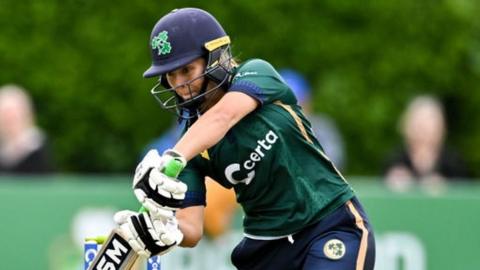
left=173, top=78, right=187, bottom=90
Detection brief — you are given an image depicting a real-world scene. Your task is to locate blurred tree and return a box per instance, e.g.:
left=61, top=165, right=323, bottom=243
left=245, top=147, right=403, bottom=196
left=0, top=0, right=479, bottom=176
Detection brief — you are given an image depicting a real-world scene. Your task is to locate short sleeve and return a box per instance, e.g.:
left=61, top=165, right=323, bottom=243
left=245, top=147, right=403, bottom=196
left=229, top=59, right=297, bottom=106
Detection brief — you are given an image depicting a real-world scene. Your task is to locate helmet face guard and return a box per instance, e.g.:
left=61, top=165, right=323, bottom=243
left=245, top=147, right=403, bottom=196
left=150, top=37, right=233, bottom=119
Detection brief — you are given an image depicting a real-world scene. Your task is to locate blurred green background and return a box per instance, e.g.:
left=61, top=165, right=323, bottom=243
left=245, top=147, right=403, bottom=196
left=1, top=0, right=479, bottom=175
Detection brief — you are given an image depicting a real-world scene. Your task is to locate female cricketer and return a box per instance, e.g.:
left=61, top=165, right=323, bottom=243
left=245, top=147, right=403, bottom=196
left=115, top=7, right=375, bottom=270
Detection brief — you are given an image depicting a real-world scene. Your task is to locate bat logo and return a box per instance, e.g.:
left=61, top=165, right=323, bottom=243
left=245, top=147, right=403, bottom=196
left=89, top=233, right=133, bottom=270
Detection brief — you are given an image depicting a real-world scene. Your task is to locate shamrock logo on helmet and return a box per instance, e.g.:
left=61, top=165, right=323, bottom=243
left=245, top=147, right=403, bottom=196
left=151, top=30, right=172, bottom=56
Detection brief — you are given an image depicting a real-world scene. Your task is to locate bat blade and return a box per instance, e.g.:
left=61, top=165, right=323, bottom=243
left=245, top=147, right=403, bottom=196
left=88, top=228, right=139, bottom=270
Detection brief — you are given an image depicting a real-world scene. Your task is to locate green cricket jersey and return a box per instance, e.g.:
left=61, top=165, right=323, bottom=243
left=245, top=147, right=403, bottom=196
left=179, top=59, right=354, bottom=237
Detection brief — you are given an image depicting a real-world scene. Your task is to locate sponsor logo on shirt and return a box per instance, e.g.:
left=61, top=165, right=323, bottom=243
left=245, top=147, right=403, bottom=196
left=224, top=130, right=278, bottom=185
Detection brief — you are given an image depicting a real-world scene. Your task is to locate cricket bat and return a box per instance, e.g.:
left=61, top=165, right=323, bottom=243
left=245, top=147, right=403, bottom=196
left=87, top=159, right=184, bottom=270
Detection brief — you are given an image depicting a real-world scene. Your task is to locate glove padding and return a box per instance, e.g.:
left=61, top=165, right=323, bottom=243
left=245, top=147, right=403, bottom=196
left=133, top=149, right=187, bottom=217
left=114, top=210, right=183, bottom=257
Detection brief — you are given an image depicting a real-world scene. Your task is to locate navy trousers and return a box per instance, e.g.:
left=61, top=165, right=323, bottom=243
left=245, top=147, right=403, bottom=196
left=231, top=197, right=375, bottom=270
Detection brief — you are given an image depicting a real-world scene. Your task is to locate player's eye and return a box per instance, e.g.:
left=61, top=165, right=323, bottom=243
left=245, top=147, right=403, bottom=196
left=166, top=70, right=175, bottom=78
left=181, top=66, right=191, bottom=74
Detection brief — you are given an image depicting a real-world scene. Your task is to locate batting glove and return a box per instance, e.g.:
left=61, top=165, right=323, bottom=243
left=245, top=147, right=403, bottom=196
left=114, top=210, right=183, bottom=257
left=133, top=149, right=187, bottom=217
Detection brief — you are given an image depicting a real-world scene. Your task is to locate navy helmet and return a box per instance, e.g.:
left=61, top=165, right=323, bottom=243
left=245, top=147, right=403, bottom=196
left=144, top=8, right=233, bottom=119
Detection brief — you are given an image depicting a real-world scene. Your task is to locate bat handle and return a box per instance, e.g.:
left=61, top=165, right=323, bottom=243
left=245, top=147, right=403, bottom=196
left=139, top=158, right=185, bottom=213
left=162, top=158, right=184, bottom=178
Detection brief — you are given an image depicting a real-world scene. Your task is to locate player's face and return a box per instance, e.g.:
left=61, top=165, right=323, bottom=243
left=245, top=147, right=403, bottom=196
left=166, top=58, right=206, bottom=101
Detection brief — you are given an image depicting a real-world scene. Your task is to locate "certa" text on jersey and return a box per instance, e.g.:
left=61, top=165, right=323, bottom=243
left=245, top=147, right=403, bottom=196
left=224, top=130, right=278, bottom=185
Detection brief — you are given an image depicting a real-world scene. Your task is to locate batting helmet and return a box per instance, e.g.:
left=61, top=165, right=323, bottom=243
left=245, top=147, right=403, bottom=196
left=144, top=8, right=233, bottom=119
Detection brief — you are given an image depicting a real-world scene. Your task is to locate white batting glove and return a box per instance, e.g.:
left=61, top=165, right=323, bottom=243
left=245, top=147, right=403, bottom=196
left=133, top=149, right=187, bottom=217
left=114, top=210, right=184, bottom=257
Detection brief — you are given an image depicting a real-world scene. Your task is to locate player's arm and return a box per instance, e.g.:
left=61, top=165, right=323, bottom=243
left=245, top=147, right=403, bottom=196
left=174, top=91, right=258, bottom=161
left=176, top=205, right=205, bottom=247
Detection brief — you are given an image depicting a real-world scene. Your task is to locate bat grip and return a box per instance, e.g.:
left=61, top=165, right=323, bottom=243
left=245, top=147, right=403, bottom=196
left=139, top=158, right=184, bottom=213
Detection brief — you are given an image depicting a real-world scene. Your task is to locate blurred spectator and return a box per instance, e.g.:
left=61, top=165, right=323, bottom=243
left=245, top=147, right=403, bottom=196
left=383, top=95, right=470, bottom=192
left=279, top=69, right=346, bottom=170
left=0, top=84, right=54, bottom=174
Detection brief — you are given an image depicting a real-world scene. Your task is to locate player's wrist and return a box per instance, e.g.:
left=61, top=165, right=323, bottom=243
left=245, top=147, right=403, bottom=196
left=163, top=149, right=186, bottom=164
